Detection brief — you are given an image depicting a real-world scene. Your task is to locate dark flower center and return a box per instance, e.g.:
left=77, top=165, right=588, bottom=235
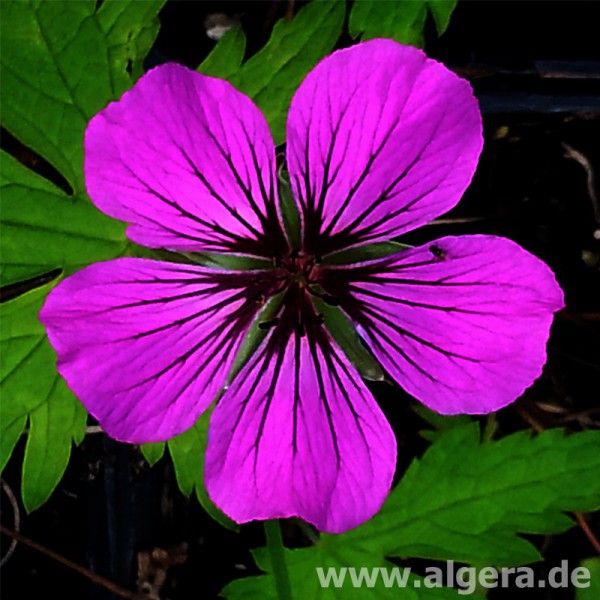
left=281, top=251, right=317, bottom=289
left=249, top=250, right=336, bottom=336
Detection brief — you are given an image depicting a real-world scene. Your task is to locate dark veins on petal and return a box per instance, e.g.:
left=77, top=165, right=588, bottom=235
left=173, top=241, right=372, bottom=468
left=318, top=258, right=503, bottom=387
left=107, top=269, right=285, bottom=402
left=294, top=84, right=448, bottom=257
left=175, top=139, right=289, bottom=257
left=229, top=277, right=370, bottom=470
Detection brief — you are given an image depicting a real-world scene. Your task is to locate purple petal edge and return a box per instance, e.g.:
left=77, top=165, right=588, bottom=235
left=287, top=39, right=483, bottom=255
left=39, top=258, right=276, bottom=443
left=85, top=63, right=287, bottom=257
left=205, top=303, right=396, bottom=533
left=320, top=235, right=564, bottom=415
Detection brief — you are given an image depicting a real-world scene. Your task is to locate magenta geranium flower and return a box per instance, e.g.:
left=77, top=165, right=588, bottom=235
left=40, top=40, right=564, bottom=533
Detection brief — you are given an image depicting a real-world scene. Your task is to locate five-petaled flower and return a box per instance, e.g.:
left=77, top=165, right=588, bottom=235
left=40, top=40, right=564, bottom=533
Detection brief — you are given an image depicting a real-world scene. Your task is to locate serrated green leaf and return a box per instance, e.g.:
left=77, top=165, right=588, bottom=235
left=0, top=282, right=87, bottom=511
left=0, top=151, right=127, bottom=287
left=198, top=26, right=246, bottom=79
left=352, top=425, right=600, bottom=565
left=95, top=0, right=166, bottom=82
left=411, top=403, right=472, bottom=442
left=22, top=380, right=87, bottom=512
left=427, top=0, right=459, bottom=35
left=221, top=425, right=600, bottom=596
left=349, top=0, right=457, bottom=48
left=168, top=410, right=238, bottom=531
left=350, top=0, right=426, bottom=47
left=0, top=0, right=165, bottom=191
left=0, top=0, right=164, bottom=288
left=141, top=442, right=166, bottom=467
left=203, top=0, right=344, bottom=144
left=0, top=415, right=27, bottom=476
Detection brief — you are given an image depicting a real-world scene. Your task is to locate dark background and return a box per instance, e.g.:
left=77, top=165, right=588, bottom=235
left=2, top=1, right=599, bottom=599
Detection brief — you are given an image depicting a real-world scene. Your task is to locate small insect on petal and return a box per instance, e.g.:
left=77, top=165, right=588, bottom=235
left=429, top=244, right=447, bottom=259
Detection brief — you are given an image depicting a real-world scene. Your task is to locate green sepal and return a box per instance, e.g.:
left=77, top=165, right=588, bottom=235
left=321, top=240, right=411, bottom=266
left=313, top=297, right=384, bottom=382
left=278, top=174, right=302, bottom=251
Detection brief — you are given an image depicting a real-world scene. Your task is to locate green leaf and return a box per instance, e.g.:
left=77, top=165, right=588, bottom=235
left=427, top=0, right=459, bottom=35
left=0, top=150, right=127, bottom=287
left=0, top=282, right=87, bottom=511
left=576, top=557, right=600, bottom=600
left=140, top=442, right=166, bottom=467
left=0, top=416, right=27, bottom=478
left=0, top=0, right=164, bottom=191
left=352, top=425, right=600, bottom=565
left=168, top=409, right=239, bottom=531
left=95, top=0, right=167, bottom=81
left=0, top=0, right=164, bottom=287
left=168, top=422, right=205, bottom=498
left=221, top=425, right=600, bottom=596
left=201, top=0, right=344, bottom=144
left=410, top=403, right=472, bottom=442
left=22, top=380, right=87, bottom=512
left=349, top=0, right=458, bottom=48
left=198, top=26, right=246, bottom=79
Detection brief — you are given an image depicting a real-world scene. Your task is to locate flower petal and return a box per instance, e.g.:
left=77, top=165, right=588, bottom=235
left=286, top=39, right=483, bottom=255
left=40, top=258, right=278, bottom=442
left=320, top=235, right=564, bottom=414
left=205, top=298, right=396, bottom=533
left=85, top=64, right=287, bottom=257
